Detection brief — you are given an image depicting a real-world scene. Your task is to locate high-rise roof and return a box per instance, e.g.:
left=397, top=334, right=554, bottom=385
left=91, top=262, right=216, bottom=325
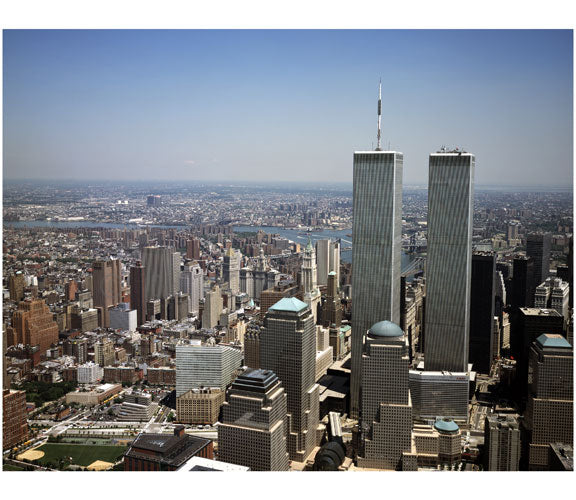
left=268, top=297, right=308, bottom=313
left=536, top=333, right=572, bottom=349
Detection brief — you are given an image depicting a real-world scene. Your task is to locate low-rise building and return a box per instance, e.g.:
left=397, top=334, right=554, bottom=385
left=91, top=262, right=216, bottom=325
left=65, top=383, right=121, bottom=406
left=124, top=425, right=213, bottom=471
left=176, top=387, right=225, bottom=425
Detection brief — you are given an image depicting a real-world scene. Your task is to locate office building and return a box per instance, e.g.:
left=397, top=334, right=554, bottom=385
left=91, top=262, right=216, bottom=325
left=142, top=246, right=181, bottom=302
left=407, top=420, right=462, bottom=469
left=109, top=305, right=137, bottom=332
left=70, top=307, right=98, bottom=333
left=316, top=239, right=341, bottom=287
left=301, top=238, right=321, bottom=323
left=202, top=284, right=223, bottom=329
left=8, top=272, right=25, bottom=302
left=63, top=337, right=88, bottom=364
left=2, top=389, right=29, bottom=450
left=425, top=150, right=474, bottom=373
left=65, top=383, right=121, bottom=405
left=485, top=414, right=521, bottom=471
left=146, top=194, right=162, bottom=207
left=469, top=252, right=496, bottom=373
left=92, top=259, right=122, bottom=328
left=527, top=233, right=552, bottom=287
left=94, top=338, right=115, bottom=367
left=124, top=426, right=213, bottom=471
left=321, top=271, right=342, bottom=328
left=534, top=277, right=570, bottom=326
left=513, top=308, right=564, bottom=394
left=260, top=297, right=320, bottom=461
left=244, top=324, right=261, bottom=369
left=218, top=369, right=290, bottom=471
left=223, top=247, right=241, bottom=294
left=351, top=145, right=403, bottom=416
left=175, top=344, right=242, bottom=396
left=180, top=262, right=203, bottom=314
left=408, top=369, right=469, bottom=422
left=511, top=256, right=535, bottom=309
left=524, top=334, right=573, bottom=470
left=7, top=298, right=59, bottom=355
left=117, top=392, right=154, bottom=422
left=77, top=361, right=104, bottom=384
left=358, top=321, right=412, bottom=470
left=176, top=388, right=225, bottom=425
left=315, top=326, right=333, bottom=381
left=186, top=238, right=201, bottom=260
left=129, top=260, right=146, bottom=326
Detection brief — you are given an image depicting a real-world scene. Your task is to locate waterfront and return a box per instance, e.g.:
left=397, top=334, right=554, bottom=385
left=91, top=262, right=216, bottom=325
left=3, top=221, right=412, bottom=268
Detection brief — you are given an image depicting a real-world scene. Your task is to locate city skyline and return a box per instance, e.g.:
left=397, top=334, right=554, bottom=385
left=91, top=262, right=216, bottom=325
left=3, top=29, right=573, bottom=187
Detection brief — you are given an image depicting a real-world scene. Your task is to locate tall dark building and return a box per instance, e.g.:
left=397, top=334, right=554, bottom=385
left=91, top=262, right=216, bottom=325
left=526, top=233, right=551, bottom=287
left=469, top=252, right=496, bottom=374
left=513, top=308, right=564, bottom=400
left=511, top=256, right=535, bottom=310
left=130, top=261, right=146, bottom=326
left=321, top=271, right=342, bottom=328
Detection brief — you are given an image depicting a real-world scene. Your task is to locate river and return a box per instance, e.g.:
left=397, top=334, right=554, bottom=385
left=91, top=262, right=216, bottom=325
left=3, top=221, right=412, bottom=268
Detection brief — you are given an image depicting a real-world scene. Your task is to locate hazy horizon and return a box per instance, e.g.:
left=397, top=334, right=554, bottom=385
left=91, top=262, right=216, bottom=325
left=3, top=29, right=573, bottom=186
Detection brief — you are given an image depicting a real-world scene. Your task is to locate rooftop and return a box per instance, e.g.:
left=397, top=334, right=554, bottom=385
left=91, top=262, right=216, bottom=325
left=268, top=297, right=308, bottom=313
left=536, top=333, right=572, bottom=349
left=434, top=418, right=460, bottom=434
left=368, top=320, right=403, bottom=338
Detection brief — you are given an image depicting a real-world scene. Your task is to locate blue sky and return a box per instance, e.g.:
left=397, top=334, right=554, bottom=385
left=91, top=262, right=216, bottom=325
left=3, top=29, right=573, bottom=186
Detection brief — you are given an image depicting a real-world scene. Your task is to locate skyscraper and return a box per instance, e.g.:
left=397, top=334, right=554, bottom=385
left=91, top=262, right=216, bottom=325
left=511, top=256, right=536, bottom=309
left=301, top=238, right=321, bottom=323
left=175, top=344, right=243, bottom=397
left=526, top=233, right=552, bottom=287
left=424, top=150, right=474, bottom=372
left=350, top=83, right=403, bottom=418
left=485, top=414, right=521, bottom=471
left=180, top=262, right=204, bottom=314
left=321, top=271, right=342, bottom=328
left=130, top=260, right=146, bottom=326
left=142, top=246, right=180, bottom=302
left=218, top=369, right=290, bottom=471
left=186, top=238, right=201, bottom=260
left=92, top=259, right=121, bottom=328
left=202, top=284, right=223, bottom=329
left=469, top=252, right=496, bottom=374
left=7, top=298, right=59, bottom=355
left=316, top=239, right=341, bottom=287
left=260, top=297, right=320, bottom=462
left=223, top=247, right=241, bottom=294
left=524, top=334, right=573, bottom=470
left=358, top=321, right=413, bottom=470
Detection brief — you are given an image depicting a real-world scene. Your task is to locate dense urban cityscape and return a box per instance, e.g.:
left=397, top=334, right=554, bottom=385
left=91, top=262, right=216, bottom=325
left=1, top=27, right=573, bottom=480
left=3, top=168, right=573, bottom=471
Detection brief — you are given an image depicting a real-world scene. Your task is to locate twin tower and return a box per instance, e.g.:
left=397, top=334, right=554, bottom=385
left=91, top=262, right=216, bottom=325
left=349, top=94, right=475, bottom=419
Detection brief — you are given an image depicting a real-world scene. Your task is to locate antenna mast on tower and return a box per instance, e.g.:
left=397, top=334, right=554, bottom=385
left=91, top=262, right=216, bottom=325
left=376, top=79, right=382, bottom=151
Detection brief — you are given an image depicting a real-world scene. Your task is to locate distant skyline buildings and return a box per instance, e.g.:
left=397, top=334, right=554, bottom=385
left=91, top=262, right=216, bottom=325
left=3, top=30, right=572, bottom=186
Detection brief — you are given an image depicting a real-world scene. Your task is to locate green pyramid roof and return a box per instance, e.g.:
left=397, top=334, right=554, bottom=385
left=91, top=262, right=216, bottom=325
left=268, top=297, right=308, bottom=313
